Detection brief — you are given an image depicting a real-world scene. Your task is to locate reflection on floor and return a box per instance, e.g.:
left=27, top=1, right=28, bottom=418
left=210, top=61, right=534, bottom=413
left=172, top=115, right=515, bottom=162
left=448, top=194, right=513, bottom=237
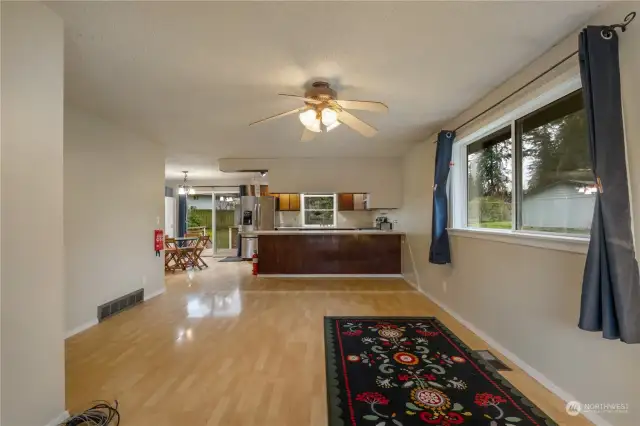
left=64, top=261, right=592, bottom=425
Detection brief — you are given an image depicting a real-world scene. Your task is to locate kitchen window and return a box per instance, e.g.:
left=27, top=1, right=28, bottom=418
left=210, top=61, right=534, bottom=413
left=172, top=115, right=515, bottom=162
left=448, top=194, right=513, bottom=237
left=301, top=194, right=337, bottom=227
left=453, top=84, right=594, bottom=238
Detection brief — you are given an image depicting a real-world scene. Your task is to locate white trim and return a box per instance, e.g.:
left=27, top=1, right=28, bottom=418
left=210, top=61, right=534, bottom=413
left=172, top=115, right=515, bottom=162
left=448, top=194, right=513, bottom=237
left=65, top=288, right=166, bottom=339
left=447, top=227, right=588, bottom=254
left=65, top=319, right=98, bottom=339
left=144, top=287, right=166, bottom=301
left=44, top=411, right=70, bottom=426
left=258, top=274, right=403, bottom=278
left=411, top=283, right=612, bottom=426
left=300, top=193, right=337, bottom=227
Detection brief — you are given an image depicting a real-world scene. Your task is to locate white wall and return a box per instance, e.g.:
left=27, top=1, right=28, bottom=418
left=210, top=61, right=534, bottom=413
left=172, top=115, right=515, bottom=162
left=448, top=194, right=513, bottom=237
left=65, top=107, right=165, bottom=334
left=399, top=4, right=640, bottom=425
left=1, top=3, right=66, bottom=425
left=219, top=157, right=404, bottom=208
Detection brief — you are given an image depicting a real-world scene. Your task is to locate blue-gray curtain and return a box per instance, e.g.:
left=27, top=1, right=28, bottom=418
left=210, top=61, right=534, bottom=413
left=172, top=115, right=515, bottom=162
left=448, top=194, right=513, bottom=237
left=429, top=131, right=455, bottom=264
left=578, top=26, right=640, bottom=343
left=178, top=194, right=187, bottom=238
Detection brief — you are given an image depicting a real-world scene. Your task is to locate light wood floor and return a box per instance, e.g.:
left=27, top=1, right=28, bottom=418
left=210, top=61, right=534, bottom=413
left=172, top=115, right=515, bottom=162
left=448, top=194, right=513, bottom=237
left=65, top=261, right=592, bottom=425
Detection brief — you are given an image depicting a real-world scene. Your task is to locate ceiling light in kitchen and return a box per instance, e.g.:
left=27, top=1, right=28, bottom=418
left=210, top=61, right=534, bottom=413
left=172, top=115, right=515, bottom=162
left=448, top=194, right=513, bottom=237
left=321, top=108, right=338, bottom=126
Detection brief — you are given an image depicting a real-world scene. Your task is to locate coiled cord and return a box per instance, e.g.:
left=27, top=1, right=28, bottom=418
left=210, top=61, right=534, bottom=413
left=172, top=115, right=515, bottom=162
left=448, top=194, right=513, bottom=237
left=59, top=400, right=120, bottom=426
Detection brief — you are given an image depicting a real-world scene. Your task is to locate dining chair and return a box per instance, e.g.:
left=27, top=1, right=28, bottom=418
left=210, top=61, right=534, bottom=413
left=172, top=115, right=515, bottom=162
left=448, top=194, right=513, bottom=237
left=184, top=232, right=200, bottom=247
left=193, top=235, right=210, bottom=269
left=164, top=237, right=182, bottom=272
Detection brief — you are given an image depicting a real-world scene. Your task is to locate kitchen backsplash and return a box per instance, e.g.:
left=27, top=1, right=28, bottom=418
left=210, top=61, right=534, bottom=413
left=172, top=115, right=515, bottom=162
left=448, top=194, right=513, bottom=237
left=277, top=210, right=376, bottom=228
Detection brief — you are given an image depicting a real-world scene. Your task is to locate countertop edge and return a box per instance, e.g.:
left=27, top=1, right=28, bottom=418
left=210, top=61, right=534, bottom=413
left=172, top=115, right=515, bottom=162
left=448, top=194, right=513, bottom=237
left=239, top=230, right=405, bottom=236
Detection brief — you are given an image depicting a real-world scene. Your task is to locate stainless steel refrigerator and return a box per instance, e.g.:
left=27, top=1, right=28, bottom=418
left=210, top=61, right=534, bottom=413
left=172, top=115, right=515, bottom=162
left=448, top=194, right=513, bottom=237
left=238, top=196, right=275, bottom=259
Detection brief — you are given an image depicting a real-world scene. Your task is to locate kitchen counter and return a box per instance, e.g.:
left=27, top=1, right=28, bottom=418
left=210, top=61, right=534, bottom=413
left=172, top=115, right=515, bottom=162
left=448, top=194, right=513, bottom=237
left=240, top=229, right=404, bottom=236
left=248, top=230, right=403, bottom=275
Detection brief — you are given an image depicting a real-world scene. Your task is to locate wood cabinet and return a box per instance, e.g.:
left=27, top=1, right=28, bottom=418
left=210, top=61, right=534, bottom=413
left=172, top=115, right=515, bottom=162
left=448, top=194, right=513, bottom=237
left=353, top=193, right=367, bottom=210
left=338, top=193, right=368, bottom=211
left=271, top=193, right=301, bottom=211
left=278, top=193, right=290, bottom=211
left=289, top=193, right=300, bottom=211
left=260, top=185, right=269, bottom=196
left=338, top=193, right=354, bottom=211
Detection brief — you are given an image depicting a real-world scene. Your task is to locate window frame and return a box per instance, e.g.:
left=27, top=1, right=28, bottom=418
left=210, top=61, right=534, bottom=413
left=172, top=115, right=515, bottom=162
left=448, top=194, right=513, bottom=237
left=450, top=75, right=590, bottom=251
left=300, top=193, right=337, bottom=227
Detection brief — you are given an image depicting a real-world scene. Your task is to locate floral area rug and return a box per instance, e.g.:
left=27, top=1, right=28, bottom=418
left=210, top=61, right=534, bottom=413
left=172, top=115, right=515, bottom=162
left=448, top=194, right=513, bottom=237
left=324, top=317, right=557, bottom=426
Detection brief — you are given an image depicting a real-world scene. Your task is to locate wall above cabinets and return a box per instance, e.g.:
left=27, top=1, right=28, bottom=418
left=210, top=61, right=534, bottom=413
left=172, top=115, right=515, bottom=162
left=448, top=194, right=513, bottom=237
left=219, top=157, right=403, bottom=209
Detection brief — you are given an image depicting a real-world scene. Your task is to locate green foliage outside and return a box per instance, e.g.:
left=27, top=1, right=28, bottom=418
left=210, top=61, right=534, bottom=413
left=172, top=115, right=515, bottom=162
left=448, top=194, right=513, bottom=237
left=187, top=207, right=205, bottom=228
left=468, top=97, right=590, bottom=229
left=186, top=208, right=235, bottom=249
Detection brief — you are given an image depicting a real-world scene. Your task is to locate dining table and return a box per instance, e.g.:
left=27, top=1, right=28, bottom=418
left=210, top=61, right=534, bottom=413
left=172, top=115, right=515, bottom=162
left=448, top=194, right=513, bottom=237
left=174, top=236, right=198, bottom=247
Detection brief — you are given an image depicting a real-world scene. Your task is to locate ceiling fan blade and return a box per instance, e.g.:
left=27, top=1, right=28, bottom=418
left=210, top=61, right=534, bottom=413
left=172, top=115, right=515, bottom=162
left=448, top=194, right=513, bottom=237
left=301, top=128, right=317, bottom=142
left=336, top=110, right=378, bottom=138
left=334, top=100, right=388, bottom=113
left=249, top=107, right=303, bottom=126
left=278, top=93, right=322, bottom=104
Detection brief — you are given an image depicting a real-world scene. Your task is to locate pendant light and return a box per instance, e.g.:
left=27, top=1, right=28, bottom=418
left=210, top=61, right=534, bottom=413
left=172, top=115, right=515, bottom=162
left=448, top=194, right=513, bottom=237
left=178, top=171, right=195, bottom=195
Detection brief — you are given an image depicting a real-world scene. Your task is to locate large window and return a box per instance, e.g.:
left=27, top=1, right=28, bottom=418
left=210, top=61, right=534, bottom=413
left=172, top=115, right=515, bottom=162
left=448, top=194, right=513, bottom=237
left=459, top=89, right=593, bottom=235
left=301, top=194, right=337, bottom=227
left=467, top=127, right=513, bottom=229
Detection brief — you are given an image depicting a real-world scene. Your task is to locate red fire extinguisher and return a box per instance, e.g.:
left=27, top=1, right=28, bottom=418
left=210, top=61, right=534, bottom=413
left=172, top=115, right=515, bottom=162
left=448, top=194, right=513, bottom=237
left=252, top=250, right=259, bottom=276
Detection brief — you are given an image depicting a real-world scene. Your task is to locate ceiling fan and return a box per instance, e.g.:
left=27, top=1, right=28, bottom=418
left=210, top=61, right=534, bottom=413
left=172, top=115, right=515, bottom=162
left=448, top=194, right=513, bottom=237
left=249, top=81, right=388, bottom=142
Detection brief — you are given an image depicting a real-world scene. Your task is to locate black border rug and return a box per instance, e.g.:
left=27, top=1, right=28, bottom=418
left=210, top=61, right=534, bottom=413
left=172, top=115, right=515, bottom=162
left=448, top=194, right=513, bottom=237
left=324, top=317, right=557, bottom=426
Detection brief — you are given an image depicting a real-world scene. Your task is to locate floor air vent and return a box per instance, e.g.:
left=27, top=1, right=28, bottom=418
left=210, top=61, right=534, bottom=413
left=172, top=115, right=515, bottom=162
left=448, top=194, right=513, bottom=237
left=97, top=288, right=144, bottom=322
left=475, top=350, right=512, bottom=371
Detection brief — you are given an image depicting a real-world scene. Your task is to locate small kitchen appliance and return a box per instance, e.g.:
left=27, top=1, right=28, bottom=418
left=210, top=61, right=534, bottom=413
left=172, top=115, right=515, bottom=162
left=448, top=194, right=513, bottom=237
left=375, top=216, right=393, bottom=231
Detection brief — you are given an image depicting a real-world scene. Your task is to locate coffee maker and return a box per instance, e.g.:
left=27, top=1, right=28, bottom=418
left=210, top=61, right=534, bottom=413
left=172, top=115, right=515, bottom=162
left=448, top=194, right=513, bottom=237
left=375, top=216, right=393, bottom=231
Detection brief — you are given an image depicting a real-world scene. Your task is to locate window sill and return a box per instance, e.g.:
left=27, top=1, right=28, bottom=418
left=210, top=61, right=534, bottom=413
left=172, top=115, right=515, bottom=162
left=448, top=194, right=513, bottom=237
left=447, top=228, right=589, bottom=254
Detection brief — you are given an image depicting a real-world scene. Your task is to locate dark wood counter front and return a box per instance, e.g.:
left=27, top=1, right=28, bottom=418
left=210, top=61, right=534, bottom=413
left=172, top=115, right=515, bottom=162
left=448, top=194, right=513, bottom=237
left=257, top=233, right=402, bottom=275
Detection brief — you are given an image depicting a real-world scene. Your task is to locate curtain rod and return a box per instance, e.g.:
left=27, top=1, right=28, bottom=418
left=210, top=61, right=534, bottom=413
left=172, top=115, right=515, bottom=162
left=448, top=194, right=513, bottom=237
left=434, top=11, right=636, bottom=143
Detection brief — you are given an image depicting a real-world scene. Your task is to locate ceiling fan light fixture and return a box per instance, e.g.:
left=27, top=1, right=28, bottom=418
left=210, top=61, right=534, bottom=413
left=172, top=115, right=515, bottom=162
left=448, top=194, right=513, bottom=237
left=326, top=121, right=341, bottom=132
left=305, top=119, right=322, bottom=133
left=299, top=109, right=318, bottom=127
left=321, top=108, right=338, bottom=126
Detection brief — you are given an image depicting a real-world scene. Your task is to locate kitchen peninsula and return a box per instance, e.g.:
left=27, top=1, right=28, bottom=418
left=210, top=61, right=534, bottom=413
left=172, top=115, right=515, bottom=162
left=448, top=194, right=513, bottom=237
left=243, top=229, right=404, bottom=275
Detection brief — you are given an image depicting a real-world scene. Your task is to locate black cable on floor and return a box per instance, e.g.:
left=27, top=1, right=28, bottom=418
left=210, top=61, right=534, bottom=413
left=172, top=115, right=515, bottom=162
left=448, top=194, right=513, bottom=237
left=59, top=400, right=120, bottom=426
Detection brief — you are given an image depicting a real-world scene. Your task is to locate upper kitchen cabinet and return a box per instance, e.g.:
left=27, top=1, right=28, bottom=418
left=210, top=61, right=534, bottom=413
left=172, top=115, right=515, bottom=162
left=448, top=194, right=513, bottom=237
left=338, top=193, right=369, bottom=211
left=260, top=185, right=269, bottom=196
left=289, top=193, right=300, bottom=211
left=353, top=193, right=368, bottom=210
left=272, top=193, right=300, bottom=211
left=337, top=194, right=354, bottom=211
left=278, top=193, right=290, bottom=211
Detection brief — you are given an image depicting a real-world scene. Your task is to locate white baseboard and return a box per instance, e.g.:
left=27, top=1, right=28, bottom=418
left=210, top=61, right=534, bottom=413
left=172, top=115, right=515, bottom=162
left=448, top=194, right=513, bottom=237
left=258, top=274, right=404, bottom=278
left=65, top=319, right=98, bottom=339
left=65, top=287, right=166, bottom=339
left=144, top=287, right=166, bottom=301
left=407, top=280, right=611, bottom=426
left=45, top=410, right=69, bottom=426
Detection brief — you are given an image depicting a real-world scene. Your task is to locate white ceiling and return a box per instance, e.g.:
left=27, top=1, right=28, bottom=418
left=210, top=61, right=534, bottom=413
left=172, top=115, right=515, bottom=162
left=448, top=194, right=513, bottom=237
left=49, top=1, right=606, bottom=179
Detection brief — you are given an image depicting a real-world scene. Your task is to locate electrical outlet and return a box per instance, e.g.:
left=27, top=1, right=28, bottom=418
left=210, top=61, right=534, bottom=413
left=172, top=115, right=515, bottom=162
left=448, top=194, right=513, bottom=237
left=442, top=280, right=448, bottom=293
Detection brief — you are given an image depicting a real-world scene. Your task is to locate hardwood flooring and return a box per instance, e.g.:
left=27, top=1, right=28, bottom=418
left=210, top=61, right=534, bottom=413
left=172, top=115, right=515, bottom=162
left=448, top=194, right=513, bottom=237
left=65, top=261, right=592, bottom=425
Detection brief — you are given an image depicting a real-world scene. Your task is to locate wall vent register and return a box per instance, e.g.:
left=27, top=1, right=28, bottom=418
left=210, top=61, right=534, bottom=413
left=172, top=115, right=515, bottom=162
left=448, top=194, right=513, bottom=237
left=97, top=288, right=144, bottom=322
